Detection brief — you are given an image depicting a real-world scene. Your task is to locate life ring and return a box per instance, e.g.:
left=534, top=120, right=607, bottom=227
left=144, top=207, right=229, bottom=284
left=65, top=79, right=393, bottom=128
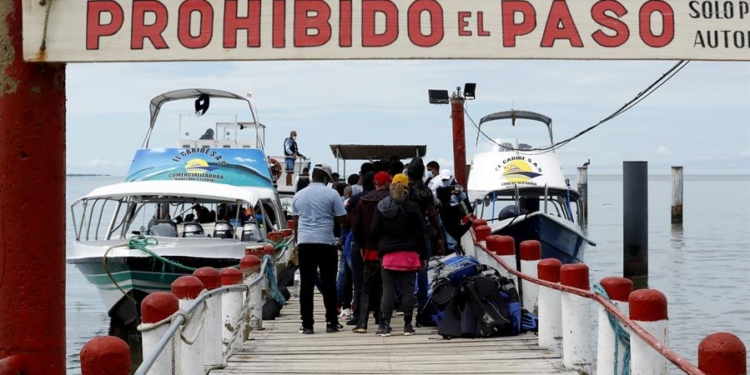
left=268, top=157, right=282, bottom=181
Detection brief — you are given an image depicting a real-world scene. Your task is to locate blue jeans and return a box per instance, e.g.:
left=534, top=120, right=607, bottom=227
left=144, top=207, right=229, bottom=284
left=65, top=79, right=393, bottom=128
left=336, top=250, right=353, bottom=309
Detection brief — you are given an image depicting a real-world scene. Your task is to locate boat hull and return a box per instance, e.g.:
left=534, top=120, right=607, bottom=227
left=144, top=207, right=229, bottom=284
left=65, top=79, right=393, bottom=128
left=492, top=214, right=587, bottom=265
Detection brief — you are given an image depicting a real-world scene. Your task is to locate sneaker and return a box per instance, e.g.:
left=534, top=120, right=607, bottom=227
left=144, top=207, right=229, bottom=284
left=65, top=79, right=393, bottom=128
left=299, top=326, right=314, bottom=335
left=376, top=322, right=392, bottom=337
left=352, top=327, right=367, bottom=333
left=339, top=308, right=353, bottom=320
left=403, top=323, right=415, bottom=336
left=326, top=324, right=340, bottom=333
left=346, top=318, right=359, bottom=326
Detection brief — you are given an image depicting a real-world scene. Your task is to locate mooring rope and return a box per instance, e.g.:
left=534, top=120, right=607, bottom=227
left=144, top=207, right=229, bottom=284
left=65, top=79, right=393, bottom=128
left=263, top=254, right=286, bottom=305
left=593, top=283, right=631, bottom=375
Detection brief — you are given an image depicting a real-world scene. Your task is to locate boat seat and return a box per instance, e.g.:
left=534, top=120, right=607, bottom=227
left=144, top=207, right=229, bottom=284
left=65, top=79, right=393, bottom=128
left=182, top=222, right=206, bottom=237
left=149, top=220, right=177, bottom=237
left=213, top=221, right=234, bottom=239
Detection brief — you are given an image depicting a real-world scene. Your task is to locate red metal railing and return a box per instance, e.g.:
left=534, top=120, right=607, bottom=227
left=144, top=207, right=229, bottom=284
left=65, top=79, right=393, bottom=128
left=471, top=229, right=705, bottom=375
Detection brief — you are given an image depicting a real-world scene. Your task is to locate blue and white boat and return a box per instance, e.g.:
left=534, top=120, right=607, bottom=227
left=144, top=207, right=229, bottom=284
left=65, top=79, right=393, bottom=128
left=467, top=110, right=596, bottom=264
left=68, top=89, right=293, bottom=331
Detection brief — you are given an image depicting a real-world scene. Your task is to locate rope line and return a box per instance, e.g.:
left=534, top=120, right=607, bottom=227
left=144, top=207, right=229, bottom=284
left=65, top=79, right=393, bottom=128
left=39, top=0, right=54, bottom=51
left=263, top=254, right=286, bottom=305
left=593, top=283, right=631, bottom=375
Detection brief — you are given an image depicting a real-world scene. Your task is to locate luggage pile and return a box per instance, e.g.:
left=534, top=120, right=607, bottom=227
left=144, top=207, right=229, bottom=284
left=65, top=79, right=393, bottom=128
left=417, top=254, right=537, bottom=339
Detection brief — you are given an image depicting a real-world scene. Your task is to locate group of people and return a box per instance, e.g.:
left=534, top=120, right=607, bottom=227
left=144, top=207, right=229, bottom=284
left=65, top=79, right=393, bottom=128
left=290, top=156, right=463, bottom=336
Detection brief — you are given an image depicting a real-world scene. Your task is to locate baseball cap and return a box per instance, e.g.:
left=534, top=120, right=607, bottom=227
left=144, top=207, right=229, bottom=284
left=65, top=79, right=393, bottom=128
left=392, top=173, right=409, bottom=188
left=439, top=169, right=453, bottom=181
left=313, top=164, right=333, bottom=180
left=373, top=171, right=391, bottom=186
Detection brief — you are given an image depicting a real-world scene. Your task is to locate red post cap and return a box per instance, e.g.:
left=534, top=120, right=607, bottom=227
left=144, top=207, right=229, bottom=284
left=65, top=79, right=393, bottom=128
left=560, top=263, right=590, bottom=290
left=487, top=235, right=515, bottom=256
left=629, top=289, right=668, bottom=322
left=538, top=258, right=562, bottom=283
left=141, top=292, right=179, bottom=324
left=267, top=231, right=284, bottom=242
left=262, top=243, right=275, bottom=256
left=280, top=229, right=293, bottom=237
left=240, top=255, right=261, bottom=269
left=220, top=268, right=243, bottom=286
left=171, top=275, right=205, bottom=300
left=80, top=336, right=131, bottom=375
left=474, top=225, right=491, bottom=242
left=193, top=267, right=221, bottom=291
left=472, top=219, right=487, bottom=229
left=699, top=332, right=747, bottom=375
left=519, top=240, right=542, bottom=261
left=245, top=245, right=264, bottom=257
left=286, top=219, right=294, bottom=229
left=600, top=277, right=633, bottom=303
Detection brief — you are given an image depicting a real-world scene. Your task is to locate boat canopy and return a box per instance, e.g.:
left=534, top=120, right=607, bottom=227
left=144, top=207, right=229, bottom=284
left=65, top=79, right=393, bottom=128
left=329, top=144, right=426, bottom=160
left=144, top=88, right=259, bottom=148
left=75, top=180, right=261, bottom=205
left=478, top=110, right=554, bottom=146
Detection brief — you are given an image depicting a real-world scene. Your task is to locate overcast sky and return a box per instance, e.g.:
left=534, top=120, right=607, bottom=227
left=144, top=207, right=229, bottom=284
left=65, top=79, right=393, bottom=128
left=66, top=60, right=749, bottom=176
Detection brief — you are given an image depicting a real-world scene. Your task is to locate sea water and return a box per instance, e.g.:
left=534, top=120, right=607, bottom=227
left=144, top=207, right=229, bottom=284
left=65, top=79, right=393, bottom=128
left=63, top=175, right=750, bottom=374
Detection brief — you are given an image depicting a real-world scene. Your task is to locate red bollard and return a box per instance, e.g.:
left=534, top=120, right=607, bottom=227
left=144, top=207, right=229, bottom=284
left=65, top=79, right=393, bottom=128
left=519, top=240, right=542, bottom=311
left=537, top=258, right=562, bottom=351
left=471, top=218, right=487, bottom=229
left=286, top=219, right=295, bottom=229
left=80, top=336, right=130, bottom=375
left=699, top=332, right=747, bottom=375
left=240, top=255, right=262, bottom=277
left=220, top=268, right=243, bottom=286
left=140, top=292, right=180, bottom=374
left=474, top=225, right=491, bottom=242
left=560, top=263, right=592, bottom=372
left=629, top=289, right=669, bottom=374
left=193, top=268, right=222, bottom=366
left=172, top=276, right=205, bottom=375
left=486, top=235, right=514, bottom=256
left=597, top=277, right=633, bottom=373
left=193, top=267, right=221, bottom=291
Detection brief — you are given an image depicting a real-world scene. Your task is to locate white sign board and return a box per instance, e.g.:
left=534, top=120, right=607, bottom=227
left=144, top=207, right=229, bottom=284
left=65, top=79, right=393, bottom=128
left=22, top=0, right=750, bottom=62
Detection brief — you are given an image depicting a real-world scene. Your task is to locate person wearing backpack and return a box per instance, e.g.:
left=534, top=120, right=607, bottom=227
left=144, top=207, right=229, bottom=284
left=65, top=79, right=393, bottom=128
left=371, top=173, right=427, bottom=337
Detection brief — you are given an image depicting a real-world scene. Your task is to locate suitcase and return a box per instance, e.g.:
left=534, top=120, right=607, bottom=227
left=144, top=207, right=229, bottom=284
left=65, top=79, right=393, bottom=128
left=438, top=256, right=483, bottom=287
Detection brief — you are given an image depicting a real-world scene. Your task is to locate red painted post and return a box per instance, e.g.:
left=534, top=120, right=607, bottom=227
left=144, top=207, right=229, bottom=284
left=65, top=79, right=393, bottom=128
left=193, top=268, right=222, bottom=367
left=0, top=1, right=67, bottom=374
left=240, top=255, right=262, bottom=277
left=629, top=289, right=669, bottom=374
left=451, top=96, right=467, bottom=187
left=80, top=336, right=130, bottom=375
left=698, top=332, right=746, bottom=375
left=560, top=264, right=592, bottom=372
left=471, top=219, right=487, bottom=229
left=474, top=225, right=491, bottom=242
left=537, top=258, right=562, bottom=351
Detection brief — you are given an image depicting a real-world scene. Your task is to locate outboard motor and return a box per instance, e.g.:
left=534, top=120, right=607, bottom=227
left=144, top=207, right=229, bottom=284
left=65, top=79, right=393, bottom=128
left=149, top=220, right=177, bottom=237
left=213, top=221, right=234, bottom=239
left=183, top=222, right=205, bottom=237
left=241, top=221, right=262, bottom=242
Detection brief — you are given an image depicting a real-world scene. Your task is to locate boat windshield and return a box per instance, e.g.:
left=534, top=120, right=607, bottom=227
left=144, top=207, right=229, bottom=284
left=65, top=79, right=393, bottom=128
left=474, top=190, right=581, bottom=225
left=72, top=196, right=283, bottom=242
left=472, top=118, right=553, bottom=154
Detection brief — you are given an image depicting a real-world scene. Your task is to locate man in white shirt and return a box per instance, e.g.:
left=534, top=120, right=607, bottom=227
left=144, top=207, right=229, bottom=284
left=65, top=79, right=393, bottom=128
left=292, top=164, right=347, bottom=334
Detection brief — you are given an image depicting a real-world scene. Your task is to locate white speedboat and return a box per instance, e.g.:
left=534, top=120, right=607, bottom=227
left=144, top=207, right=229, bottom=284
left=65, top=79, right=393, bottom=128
left=68, top=89, right=293, bottom=331
left=467, top=110, right=595, bottom=264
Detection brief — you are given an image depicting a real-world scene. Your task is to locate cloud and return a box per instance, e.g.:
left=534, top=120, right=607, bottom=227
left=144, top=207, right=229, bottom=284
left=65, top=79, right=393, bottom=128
left=655, top=146, right=673, bottom=156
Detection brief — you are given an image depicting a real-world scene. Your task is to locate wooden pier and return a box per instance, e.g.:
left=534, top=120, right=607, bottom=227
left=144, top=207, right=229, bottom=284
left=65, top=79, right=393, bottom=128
left=212, top=294, right=577, bottom=375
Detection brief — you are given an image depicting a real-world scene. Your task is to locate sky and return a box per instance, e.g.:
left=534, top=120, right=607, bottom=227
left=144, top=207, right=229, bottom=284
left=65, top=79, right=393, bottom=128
left=65, top=60, right=750, bottom=176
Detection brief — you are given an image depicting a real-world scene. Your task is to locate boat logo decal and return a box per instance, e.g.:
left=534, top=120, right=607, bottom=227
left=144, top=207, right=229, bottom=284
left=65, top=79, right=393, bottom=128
left=498, top=157, right=543, bottom=185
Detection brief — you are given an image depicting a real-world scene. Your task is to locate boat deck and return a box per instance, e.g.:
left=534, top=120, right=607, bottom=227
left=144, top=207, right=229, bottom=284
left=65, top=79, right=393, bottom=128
left=212, top=293, right=577, bottom=374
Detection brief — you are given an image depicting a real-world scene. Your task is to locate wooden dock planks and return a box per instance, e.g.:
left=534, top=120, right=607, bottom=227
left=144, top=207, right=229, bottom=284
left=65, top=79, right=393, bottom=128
left=211, top=294, right=577, bottom=374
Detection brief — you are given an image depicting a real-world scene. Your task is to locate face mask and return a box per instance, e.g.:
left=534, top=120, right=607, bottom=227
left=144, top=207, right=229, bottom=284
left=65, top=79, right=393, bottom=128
left=292, top=136, right=296, bottom=140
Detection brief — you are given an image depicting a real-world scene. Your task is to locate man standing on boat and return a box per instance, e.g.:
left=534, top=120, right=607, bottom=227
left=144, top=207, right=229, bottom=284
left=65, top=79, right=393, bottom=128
left=292, top=164, right=347, bottom=334
left=284, top=130, right=305, bottom=187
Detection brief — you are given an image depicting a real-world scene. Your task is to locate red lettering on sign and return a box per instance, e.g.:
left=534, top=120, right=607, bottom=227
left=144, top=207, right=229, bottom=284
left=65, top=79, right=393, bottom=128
left=294, top=0, right=332, bottom=47
left=224, top=0, right=261, bottom=48
left=458, top=12, right=471, bottom=36
left=340, top=0, right=353, bottom=47
left=639, top=0, right=674, bottom=47
left=178, top=0, right=214, bottom=49
left=407, top=0, right=444, bottom=47
left=86, top=1, right=124, bottom=50
left=131, top=0, right=168, bottom=50
left=541, top=0, right=583, bottom=47
left=477, top=11, right=490, bottom=36
left=502, top=1, right=536, bottom=47
left=273, top=0, right=286, bottom=48
left=362, top=0, right=399, bottom=47
left=591, top=0, right=629, bottom=47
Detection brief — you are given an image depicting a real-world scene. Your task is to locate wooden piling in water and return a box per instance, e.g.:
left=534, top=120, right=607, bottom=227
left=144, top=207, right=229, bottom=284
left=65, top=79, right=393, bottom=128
left=671, top=166, right=683, bottom=224
left=577, top=167, right=588, bottom=226
left=623, top=161, right=648, bottom=290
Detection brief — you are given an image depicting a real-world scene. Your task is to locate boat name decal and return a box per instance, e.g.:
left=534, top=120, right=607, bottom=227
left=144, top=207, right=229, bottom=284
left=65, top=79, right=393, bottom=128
left=499, top=157, right=543, bottom=184
left=172, top=148, right=228, bottom=165
left=168, top=172, right=225, bottom=181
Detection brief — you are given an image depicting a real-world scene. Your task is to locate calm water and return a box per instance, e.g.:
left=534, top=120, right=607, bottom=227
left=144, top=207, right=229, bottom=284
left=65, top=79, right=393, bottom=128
left=64, top=175, right=750, bottom=373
